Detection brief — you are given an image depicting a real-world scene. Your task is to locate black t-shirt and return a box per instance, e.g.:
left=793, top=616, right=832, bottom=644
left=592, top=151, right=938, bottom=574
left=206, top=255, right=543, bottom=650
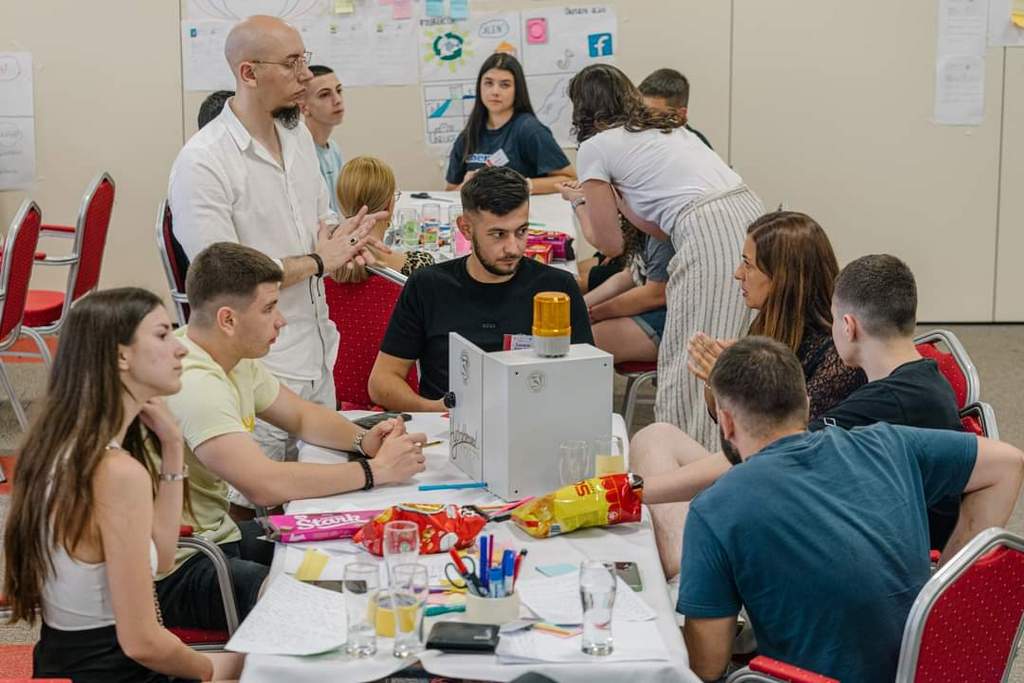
left=446, top=112, right=571, bottom=185
left=380, top=256, right=594, bottom=400
left=808, top=358, right=961, bottom=433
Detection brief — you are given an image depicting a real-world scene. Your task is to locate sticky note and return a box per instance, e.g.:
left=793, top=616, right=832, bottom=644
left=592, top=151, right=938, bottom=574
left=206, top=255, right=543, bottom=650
left=392, top=0, right=412, bottom=19
left=535, top=563, right=577, bottom=577
left=450, top=0, right=469, bottom=20
left=426, top=0, right=444, bottom=17
left=294, top=549, right=329, bottom=581
left=526, top=17, right=548, bottom=44
left=334, top=0, right=354, bottom=13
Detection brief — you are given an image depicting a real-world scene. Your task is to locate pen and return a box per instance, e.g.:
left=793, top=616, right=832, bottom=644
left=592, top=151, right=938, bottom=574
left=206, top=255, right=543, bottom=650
left=422, top=440, right=443, bottom=448
left=488, top=533, right=495, bottom=583
left=502, top=549, right=515, bottom=595
left=513, top=549, right=527, bottom=588
left=418, top=481, right=487, bottom=491
left=479, top=536, right=489, bottom=593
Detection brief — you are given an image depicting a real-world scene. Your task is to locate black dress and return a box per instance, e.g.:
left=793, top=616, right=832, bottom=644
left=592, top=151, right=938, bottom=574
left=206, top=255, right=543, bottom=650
left=797, top=327, right=867, bottom=421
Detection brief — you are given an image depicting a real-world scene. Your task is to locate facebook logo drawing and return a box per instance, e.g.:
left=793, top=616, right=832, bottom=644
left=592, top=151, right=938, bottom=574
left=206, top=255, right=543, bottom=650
left=587, top=33, right=613, bottom=57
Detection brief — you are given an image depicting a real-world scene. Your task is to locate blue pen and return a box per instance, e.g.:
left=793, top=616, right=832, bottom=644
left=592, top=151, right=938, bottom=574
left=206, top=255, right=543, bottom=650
left=490, top=567, right=505, bottom=598
left=479, top=536, right=489, bottom=593
left=418, top=481, right=487, bottom=491
left=502, top=549, right=516, bottom=595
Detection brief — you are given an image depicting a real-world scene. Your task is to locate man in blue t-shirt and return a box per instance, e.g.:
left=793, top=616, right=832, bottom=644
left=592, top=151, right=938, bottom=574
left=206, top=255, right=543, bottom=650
left=677, top=336, right=1023, bottom=683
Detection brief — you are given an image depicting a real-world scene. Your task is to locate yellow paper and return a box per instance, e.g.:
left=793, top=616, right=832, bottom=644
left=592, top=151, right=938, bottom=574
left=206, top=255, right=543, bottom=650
left=294, top=548, right=329, bottom=580
left=334, top=0, right=355, bottom=14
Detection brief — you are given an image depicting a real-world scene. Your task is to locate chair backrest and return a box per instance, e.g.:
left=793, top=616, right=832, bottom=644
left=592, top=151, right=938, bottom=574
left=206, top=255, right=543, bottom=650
left=914, top=329, right=979, bottom=409
left=959, top=401, right=999, bottom=440
left=896, top=527, right=1024, bottom=682
left=0, top=201, right=43, bottom=345
left=324, top=269, right=418, bottom=410
left=67, top=172, right=115, bottom=302
left=154, top=199, right=191, bottom=325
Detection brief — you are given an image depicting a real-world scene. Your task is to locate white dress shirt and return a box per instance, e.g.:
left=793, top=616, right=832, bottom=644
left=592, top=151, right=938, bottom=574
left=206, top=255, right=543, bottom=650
left=168, top=100, right=339, bottom=382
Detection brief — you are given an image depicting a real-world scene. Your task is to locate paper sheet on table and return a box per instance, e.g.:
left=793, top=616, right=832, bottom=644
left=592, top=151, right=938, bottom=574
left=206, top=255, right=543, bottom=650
left=517, top=573, right=656, bottom=625
left=226, top=575, right=346, bottom=655
left=496, top=619, right=668, bottom=664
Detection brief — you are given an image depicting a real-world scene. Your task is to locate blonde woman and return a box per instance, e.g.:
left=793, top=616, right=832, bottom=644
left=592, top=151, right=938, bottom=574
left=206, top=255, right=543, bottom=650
left=335, top=157, right=435, bottom=283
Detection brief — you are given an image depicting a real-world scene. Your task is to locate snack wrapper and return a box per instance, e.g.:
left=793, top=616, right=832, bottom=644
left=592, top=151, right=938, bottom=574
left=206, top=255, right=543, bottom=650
left=511, top=473, right=643, bottom=538
left=261, top=510, right=383, bottom=543
left=527, top=229, right=574, bottom=261
left=524, top=243, right=553, bottom=264
left=354, top=503, right=488, bottom=556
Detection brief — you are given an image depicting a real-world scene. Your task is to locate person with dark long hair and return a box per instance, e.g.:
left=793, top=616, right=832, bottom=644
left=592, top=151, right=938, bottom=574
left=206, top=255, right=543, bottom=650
left=560, top=63, right=763, bottom=450
left=3, top=288, right=241, bottom=682
left=445, top=52, right=575, bottom=194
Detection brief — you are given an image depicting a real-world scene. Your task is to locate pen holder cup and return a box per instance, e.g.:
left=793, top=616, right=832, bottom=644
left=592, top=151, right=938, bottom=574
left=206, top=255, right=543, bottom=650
left=464, top=591, right=521, bottom=625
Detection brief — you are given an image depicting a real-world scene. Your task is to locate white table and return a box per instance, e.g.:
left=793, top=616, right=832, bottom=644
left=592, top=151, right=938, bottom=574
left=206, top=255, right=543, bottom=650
left=393, top=190, right=580, bottom=275
left=240, top=413, right=699, bottom=683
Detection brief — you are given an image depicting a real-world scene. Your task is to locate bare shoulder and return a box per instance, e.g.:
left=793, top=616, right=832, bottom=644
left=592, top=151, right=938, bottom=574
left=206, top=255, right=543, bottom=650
left=93, top=448, right=150, bottom=494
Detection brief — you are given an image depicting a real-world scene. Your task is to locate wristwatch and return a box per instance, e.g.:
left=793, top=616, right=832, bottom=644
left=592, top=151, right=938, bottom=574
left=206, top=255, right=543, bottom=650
left=159, top=465, right=189, bottom=482
left=353, top=429, right=369, bottom=457
left=570, top=196, right=587, bottom=212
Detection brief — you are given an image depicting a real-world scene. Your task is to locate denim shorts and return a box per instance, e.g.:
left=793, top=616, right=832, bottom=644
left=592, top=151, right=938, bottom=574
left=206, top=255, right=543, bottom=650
left=631, top=307, right=667, bottom=346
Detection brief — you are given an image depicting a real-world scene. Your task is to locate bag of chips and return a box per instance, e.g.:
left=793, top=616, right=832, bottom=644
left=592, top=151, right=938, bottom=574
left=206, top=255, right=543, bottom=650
left=511, top=473, right=644, bottom=538
left=354, top=503, right=489, bottom=556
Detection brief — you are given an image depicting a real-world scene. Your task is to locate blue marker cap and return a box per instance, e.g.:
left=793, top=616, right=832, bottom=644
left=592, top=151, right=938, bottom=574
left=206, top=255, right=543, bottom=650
left=479, top=536, right=489, bottom=592
left=502, top=549, right=516, bottom=595
left=490, top=566, right=505, bottom=598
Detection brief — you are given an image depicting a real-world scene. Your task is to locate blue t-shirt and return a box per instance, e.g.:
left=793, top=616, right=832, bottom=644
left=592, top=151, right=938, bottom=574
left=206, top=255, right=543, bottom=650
left=315, top=139, right=343, bottom=215
left=677, top=423, right=977, bottom=683
left=446, top=112, right=570, bottom=185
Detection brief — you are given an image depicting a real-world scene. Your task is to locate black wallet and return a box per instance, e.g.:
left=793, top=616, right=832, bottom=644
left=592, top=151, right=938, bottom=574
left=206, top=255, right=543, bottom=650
left=352, top=412, right=412, bottom=430
left=425, top=622, right=500, bottom=653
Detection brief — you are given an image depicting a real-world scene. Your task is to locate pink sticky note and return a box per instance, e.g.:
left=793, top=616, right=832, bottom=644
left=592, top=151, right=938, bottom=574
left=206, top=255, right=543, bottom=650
left=526, top=17, right=548, bottom=44
left=392, top=0, right=412, bottom=19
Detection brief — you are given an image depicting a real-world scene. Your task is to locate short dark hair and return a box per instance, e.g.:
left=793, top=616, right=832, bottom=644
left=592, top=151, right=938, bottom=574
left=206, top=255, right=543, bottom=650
left=834, top=254, right=917, bottom=338
left=709, top=336, right=809, bottom=434
left=198, top=90, right=234, bottom=129
left=638, top=68, right=690, bottom=108
left=309, top=65, right=334, bottom=78
left=460, top=166, right=529, bottom=216
left=185, top=242, right=283, bottom=324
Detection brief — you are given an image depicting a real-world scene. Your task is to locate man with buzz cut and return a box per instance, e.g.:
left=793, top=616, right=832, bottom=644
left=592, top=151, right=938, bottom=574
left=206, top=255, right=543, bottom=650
left=154, top=241, right=427, bottom=631
left=368, top=166, right=593, bottom=412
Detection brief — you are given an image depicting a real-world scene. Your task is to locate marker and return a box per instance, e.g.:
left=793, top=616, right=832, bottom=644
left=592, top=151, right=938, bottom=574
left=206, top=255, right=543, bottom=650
left=425, top=604, right=466, bottom=617
left=512, top=549, right=527, bottom=589
left=502, top=549, right=516, bottom=595
left=479, top=536, right=489, bottom=593
left=418, top=481, right=487, bottom=491
left=490, top=567, right=505, bottom=598
left=488, top=534, right=495, bottom=584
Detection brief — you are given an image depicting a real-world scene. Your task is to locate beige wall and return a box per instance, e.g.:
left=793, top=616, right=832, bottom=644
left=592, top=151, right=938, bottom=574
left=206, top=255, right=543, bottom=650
left=2, top=1, right=1022, bottom=320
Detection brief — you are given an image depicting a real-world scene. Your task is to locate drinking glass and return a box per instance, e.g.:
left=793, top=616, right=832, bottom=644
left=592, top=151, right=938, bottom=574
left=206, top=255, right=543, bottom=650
left=421, top=202, right=441, bottom=226
left=579, top=560, right=616, bottom=656
left=593, top=435, right=625, bottom=476
left=382, top=520, right=419, bottom=583
left=390, top=563, right=430, bottom=658
left=343, top=562, right=380, bottom=657
left=560, top=440, right=593, bottom=486
left=398, top=208, right=420, bottom=249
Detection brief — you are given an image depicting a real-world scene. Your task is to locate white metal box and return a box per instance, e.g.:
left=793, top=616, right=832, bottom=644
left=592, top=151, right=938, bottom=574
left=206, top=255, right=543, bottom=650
left=448, top=333, right=613, bottom=500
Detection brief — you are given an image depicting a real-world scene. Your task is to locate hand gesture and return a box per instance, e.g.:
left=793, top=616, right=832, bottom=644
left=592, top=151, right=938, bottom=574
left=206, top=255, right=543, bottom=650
left=138, top=398, right=184, bottom=466
left=316, top=207, right=390, bottom=273
left=369, top=418, right=427, bottom=485
left=558, top=181, right=584, bottom=203
left=687, top=333, right=734, bottom=382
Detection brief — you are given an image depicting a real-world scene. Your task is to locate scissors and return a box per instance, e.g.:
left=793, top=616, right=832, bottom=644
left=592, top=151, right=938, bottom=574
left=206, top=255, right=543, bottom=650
left=410, top=192, right=455, bottom=203
left=444, top=551, right=484, bottom=596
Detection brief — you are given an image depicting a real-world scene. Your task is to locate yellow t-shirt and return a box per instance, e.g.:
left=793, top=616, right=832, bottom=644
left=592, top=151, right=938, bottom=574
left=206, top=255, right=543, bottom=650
left=154, top=327, right=281, bottom=577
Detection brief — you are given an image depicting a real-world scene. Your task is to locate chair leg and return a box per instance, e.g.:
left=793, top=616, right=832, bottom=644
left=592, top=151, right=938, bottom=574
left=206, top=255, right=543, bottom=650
left=620, top=375, right=637, bottom=416
left=0, top=360, right=29, bottom=431
left=623, top=372, right=657, bottom=436
left=22, top=327, right=53, bottom=370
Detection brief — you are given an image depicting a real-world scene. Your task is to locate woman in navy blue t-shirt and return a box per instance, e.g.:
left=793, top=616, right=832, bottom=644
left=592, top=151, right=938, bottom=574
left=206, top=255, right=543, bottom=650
left=445, top=53, right=575, bottom=194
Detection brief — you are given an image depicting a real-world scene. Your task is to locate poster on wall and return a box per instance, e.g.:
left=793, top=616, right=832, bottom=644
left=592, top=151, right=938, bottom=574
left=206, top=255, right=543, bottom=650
left=418, top=12, right=522, bottom=83
left=934, top=0, right=988, bottom=125
left=0, top=52, right=35, bottom=190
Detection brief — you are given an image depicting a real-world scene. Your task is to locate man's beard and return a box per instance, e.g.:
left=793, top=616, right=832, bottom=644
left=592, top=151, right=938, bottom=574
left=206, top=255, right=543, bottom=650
left=272, top=105, right=301, bottom=129
left=471, top=233, right=521, bottom=277
left=720, top=426, right=743, bottom=466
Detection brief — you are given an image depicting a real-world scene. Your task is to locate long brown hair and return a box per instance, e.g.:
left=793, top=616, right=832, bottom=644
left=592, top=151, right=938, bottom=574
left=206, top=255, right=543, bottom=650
left=746, top=211, right=838, bottom=353
left=462, top=53, right=534, bottom=162
left=3, top=288, right=171, bottom=624
left=335, top=156, right=397, bottom=284
left=569, top=63, right=685, bottom=144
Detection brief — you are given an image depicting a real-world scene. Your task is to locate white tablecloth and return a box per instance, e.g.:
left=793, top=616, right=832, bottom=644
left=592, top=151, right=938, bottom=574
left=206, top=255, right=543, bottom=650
left=393, top=190, right=580, bottom=275
left=240, top=413, right=699, bottom=683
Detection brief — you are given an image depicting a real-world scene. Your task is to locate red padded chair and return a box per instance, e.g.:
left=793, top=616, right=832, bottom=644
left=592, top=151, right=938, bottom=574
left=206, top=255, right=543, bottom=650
left=727, top=527, right=1024, bottom=683
left=0, top=200, right=44, bottom=430
left=914, top=329, right=979, bottom=410
left=960, top=401, right=998, bottom=440
left=324, top=266, right=418, bottom=411
left=616, top=361, right=657, bottom=433
left=154, top=199, right=190, bottom=326
left=15, top=173, right=115, bottom=369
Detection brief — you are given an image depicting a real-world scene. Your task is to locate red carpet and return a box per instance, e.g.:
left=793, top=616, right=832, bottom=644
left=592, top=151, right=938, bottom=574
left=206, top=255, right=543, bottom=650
left=0, top=644, right=33, bottom=677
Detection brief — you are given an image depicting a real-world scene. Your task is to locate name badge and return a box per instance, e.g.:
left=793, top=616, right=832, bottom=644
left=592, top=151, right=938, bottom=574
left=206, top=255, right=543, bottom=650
left=487, top=149, right=510, bottom=167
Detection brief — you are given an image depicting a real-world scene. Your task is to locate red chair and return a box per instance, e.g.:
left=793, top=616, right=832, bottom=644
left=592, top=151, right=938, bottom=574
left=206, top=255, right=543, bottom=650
left=324, top=265, right=418, bottom=411
left=0, top=200, right=44, bottom=430
left=914, top=329, right=979, bottom=410
left=14, top=173, right=115, bottom=369
left=617, top=361, right=657, bottom=433
left=154, top=199, right=190, bottom=326
left=960, top=401, right=998, bottom=439
left=727, top=527, right=1024, bottom=682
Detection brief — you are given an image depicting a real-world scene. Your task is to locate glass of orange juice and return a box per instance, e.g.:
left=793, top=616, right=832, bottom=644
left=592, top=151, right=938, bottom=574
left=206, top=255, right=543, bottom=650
left=592, top=436, right=625, bottom=475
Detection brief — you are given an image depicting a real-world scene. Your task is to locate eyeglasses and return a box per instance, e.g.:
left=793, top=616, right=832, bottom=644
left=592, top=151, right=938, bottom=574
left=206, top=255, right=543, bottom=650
left=250, top=51, right=313, bottom=74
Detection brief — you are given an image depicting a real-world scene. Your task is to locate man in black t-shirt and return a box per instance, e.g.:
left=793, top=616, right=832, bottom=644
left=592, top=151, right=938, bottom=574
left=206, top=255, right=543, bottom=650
left=369, top=167, right=593, bottom=412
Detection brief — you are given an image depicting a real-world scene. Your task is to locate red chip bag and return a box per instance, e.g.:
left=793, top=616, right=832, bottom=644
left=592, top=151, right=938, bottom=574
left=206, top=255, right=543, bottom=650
left=353, top=503, right=488, bottom=556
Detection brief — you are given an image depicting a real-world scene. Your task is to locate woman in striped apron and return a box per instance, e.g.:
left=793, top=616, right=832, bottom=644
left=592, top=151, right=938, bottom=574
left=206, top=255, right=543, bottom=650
left=561, top=64, right=763, bottom=450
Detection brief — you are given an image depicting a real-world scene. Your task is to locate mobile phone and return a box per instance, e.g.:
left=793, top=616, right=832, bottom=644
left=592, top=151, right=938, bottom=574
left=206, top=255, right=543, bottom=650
left=353, top=412, right=412, bottom=430
left=614, top=561, right=643, bottom=592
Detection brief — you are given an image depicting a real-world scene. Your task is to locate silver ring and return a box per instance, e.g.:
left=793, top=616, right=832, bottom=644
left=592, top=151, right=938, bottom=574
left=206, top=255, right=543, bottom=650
left=348, top=236, right=358, bottom=246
